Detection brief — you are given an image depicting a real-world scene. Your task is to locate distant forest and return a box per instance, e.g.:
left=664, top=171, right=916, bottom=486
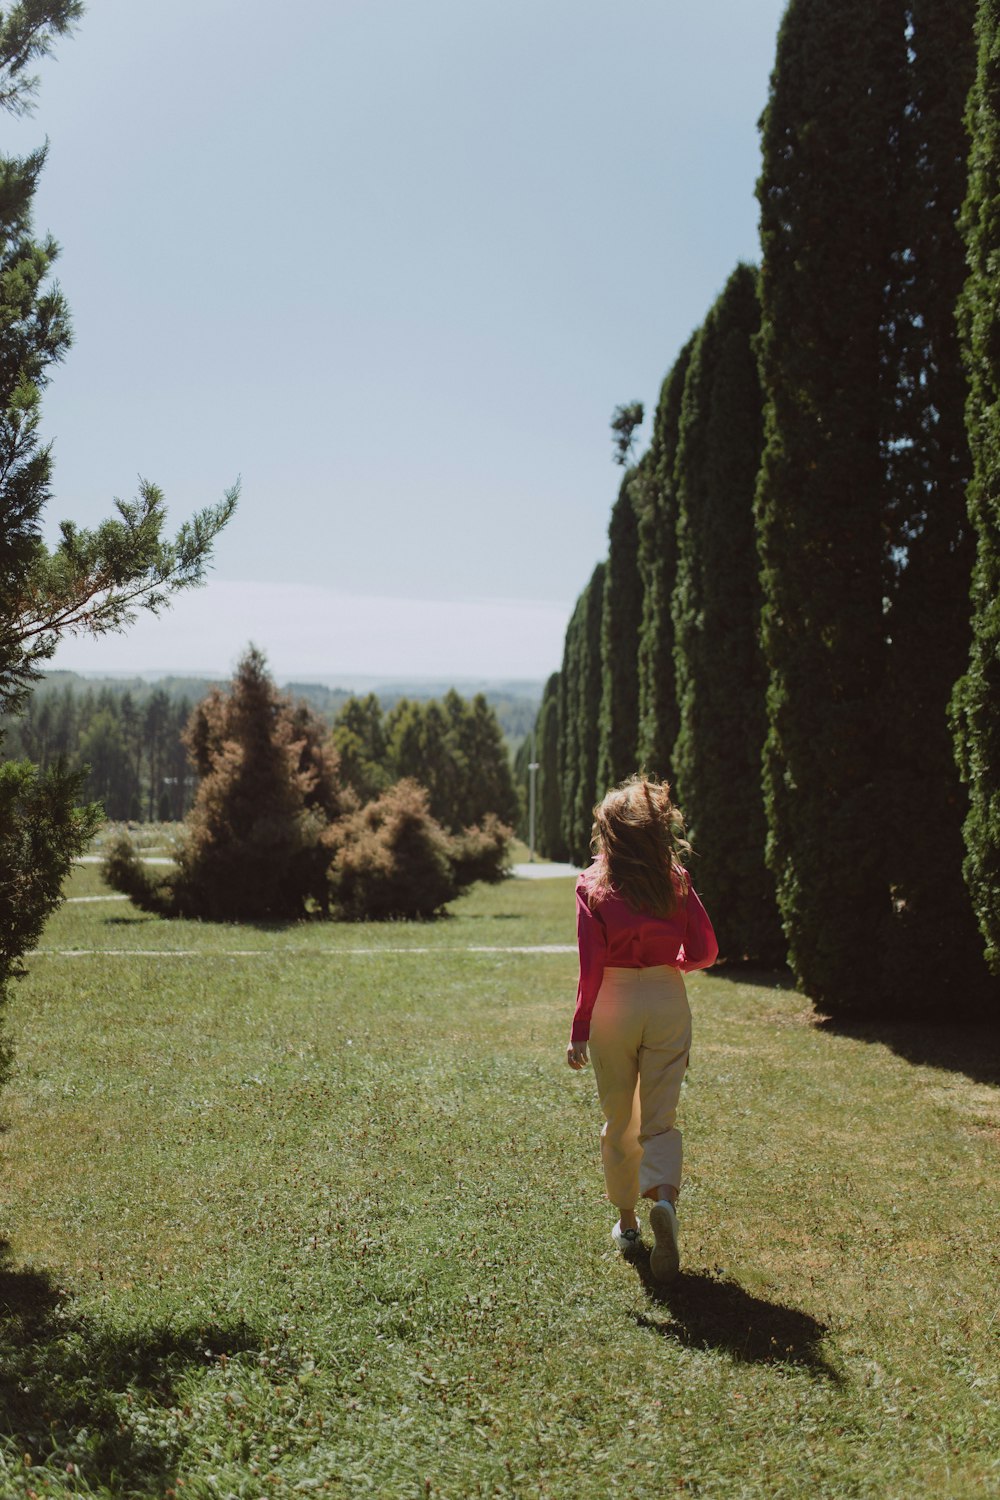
left=0, top=672, right=540, bottom=824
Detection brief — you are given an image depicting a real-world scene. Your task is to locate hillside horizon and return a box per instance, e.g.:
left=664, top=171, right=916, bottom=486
left=40, top=668, right=546, bottom=701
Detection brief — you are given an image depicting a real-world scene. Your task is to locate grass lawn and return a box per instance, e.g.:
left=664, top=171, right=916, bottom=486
left=0, top=862, right=997, bottom=1498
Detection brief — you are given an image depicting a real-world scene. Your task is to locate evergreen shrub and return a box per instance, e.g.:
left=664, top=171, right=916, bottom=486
left=671, top=264, right=784, bottom=965
left=0, top=758, right=100, bottom=984
left=535, top=673, right=567, bottom=861
left=635, top=339, right=695, bottom=779
left=880, top=0, right=989, bottom=1006
left=327, top=780, right=509, bottom=920
left=385, top=691, right=519, bottom=834
left=954, top=0, right=1000, bottom=978
left=597, top=472, right=643, bottom=793
left=448, top=814, right=511, bottom=889
left=105, top=650, right=513, bottom=924
left=559, top=563, right=605, bottom=867
left=101, top=832, right=170, bottom=916
left=327, top=780, right=455, bottom=920
left=104, top=648, right=343, bottom=921
left=755, top=0, right=899, bottom=1007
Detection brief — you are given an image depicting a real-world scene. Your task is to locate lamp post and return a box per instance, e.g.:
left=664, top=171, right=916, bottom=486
left=528, top=729, right=540, bottom=863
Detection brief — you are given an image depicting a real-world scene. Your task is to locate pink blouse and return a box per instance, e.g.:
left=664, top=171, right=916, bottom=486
left=571, top=863, right=719, bottom=1043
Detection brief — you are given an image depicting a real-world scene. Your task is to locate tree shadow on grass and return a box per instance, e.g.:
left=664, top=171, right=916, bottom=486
left=0, top=1242, right=262, bottom=1492
left=711, top=966, right=1000, bottom=1088
left=627, top=1256, right=841, bottom=1383
left=457, top=911, right=530, bottom=921
left=102, top=913, right=304, bottom=934
left=708, top=961, right=798, bottom=992
left=816, top=1016, right=1000, bottom=1088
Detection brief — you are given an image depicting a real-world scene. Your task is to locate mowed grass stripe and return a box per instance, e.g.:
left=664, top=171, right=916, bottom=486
left=30, top=944, right=578, bottom=958
left=0, top=872, right=997, bottom=1497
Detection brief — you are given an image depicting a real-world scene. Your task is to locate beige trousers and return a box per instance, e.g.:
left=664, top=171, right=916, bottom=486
left=588, top=965, right=691, bottom=1212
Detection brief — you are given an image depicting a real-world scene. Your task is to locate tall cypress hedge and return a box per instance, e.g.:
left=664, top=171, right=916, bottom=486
left=535, top=672, right=567, bottom=860
left=671, top=264, right=784, bottom=964
left=559, top=563, right=606, bottom=867
left=597, top=470, right=644, bottom=793
left=635, top=337, right=696, bottom=780
left=954, top=0, right=1000, bottom=977
left=755, top=1, right=901, bottom=1009
left=882, top=0, right=993, bottom=1007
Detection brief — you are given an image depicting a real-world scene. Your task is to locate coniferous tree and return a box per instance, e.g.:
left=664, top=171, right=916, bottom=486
left=512, top=731, right=531, bottom=842
left=2, top=678, right=202, bottom=820
left=755, top=0, right=902, bottom=1008
left=558, top=590, right=585, bottom=863
left=881, top=0, right=992, bottom=1006
left=610, top=401, right=644, bottom=466
left=672, top=264, right=784, bottom=964
left=384, top=692, right=517, bottom=835
left=143, top=688, right=171, bottom=819
left=451, top=691, right=519, bottom=830
left=107, top=647, right=342, bottom=920
left=386, top=698, right=456, bottom=825
left=0, top=10, right=94, bottom=1005
left=559, top=563, right=605, bottom=866
left=162, top=695, right=194, bottom=819
left=954, top=0, right=1000, bottom=977
left=107, top=658, right=513, bottom=923
left=0, top=5, right=234, bottom=1002
left=119, top=690, right=142, bottom=811
left=332, top=693, right=390, bottom=805
left=635, top=338, right=695, bottom=779
left=557, top=663, right=571, bottom=855
left=327, top=780, right=509, bottom=920
left=596, top=471, right=643, bottom=793
left=53, top=684, right=75, bottom=760
left=536, top=671, right=567, bottom=860
left=758, top=0, right=989, bottom=1013
left=79, top=707, right=132, bottom=819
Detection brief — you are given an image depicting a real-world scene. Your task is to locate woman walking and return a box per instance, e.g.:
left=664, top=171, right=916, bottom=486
left=566, top=776, right=718, bottom=1281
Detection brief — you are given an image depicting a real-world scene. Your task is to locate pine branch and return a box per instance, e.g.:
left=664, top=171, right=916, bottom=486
left=0, top=1, right=83, bottom=116
left=12, top=478, right=239, bottom=651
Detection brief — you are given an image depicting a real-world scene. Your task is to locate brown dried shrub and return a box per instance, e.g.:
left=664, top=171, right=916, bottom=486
left=326, top=779, right=457, bottom=920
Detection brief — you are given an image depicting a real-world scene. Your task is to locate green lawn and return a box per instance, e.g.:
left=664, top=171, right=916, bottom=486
left=0, top=863, right=997, bottom=1498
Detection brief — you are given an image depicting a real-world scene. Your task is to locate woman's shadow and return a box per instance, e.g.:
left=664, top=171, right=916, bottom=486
left=624, top=1249, right=841, bottom=1382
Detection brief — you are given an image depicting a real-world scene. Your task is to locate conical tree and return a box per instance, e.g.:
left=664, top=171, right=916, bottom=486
left=755, top=0, right=901, bottom=1008
left=332, top=693, right=390, bottom=805
left=536, top=671, right=567, bottom=859
left=559, top=563, right=606, bottom=866
left=385, top=692, right=516, bottom=834
left=597, top=469, right=644, bottom=793
left=954, top=0, right=1000, bottom=978
left=512, top=730, right=532, bottom=842
left=444, top=690, right=519, bottom=832
left=635, top=337, right=696, bottom=779
left=671, top=264, right=784, bottom=964
left=107, top=647, right=341, bottom=920
left=386, top=699, right=457, bottom=828
left=558, top=591, right=586, bottom=864
left=0, top=5, right=233, bottom=1006
left=881, top=0, right=992, bottom=1007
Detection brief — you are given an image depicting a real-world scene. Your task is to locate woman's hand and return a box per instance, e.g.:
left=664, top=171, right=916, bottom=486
left=566, top=1042, right=589, bottom=1070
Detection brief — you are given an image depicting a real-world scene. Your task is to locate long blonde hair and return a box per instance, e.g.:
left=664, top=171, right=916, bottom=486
left=589, top=775, right=690, bottom=917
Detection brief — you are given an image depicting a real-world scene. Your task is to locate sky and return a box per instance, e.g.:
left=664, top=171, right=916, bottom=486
left=9, top=0, right=788, bottom=684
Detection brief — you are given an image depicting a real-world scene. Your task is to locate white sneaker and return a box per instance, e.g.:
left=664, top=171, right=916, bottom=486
left=611, top=1220, right=643, bottom=1252
left=649, top=1201, right=680, bottom=1282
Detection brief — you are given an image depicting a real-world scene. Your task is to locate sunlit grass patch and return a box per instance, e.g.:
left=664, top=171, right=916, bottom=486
left=90, top=821, right=181, bottom=853
left=0, top=875, right=997, bottom=1497
left=38, top=866, right=578, bottom=957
